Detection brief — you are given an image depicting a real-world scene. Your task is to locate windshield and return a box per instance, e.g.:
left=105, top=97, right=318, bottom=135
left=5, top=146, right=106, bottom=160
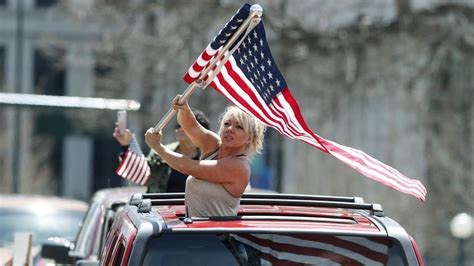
left=0, top=209, right=85, bottom=246
left=142, top=233, right=406, bottom=266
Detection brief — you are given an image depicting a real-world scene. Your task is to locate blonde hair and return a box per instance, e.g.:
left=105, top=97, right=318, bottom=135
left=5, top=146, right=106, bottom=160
left=218, top=106, right=266, bottom=160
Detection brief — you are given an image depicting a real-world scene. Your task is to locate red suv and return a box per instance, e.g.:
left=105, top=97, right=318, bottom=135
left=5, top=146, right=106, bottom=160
left=100, top=193, right=424, bottom=266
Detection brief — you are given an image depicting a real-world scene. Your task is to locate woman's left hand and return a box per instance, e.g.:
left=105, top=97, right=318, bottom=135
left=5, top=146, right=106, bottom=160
left=145, top=128, right=163, bottom=152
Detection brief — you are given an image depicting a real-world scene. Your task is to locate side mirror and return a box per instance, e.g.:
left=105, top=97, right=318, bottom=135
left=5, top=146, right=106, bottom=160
left=41, top=238, right=73, bottom=264
left=76, top=259, right=100, bottom=266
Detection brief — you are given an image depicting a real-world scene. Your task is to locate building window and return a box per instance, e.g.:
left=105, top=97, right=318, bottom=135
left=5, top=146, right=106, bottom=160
left=94, top=50, right=126, bottom=96
left=34, top=48, right=65, bottom=95
left=35, top=0, right=57, bottom=8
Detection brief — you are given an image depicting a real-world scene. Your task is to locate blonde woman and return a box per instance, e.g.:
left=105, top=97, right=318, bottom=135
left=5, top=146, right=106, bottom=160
left=145, top=97, right=265, bottom=217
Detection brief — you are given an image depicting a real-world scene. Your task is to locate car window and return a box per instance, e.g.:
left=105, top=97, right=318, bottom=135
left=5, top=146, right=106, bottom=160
left=142, top=233, right=239, bottom=266
left=71, top=201, right=103, bottom=257
left=114, top=242, right=126, bottom=266
left=142, top=233, right=406, bottom=266
left=0, top=209, right=85, bottom=246
left=103, top=232, right=119, bottom=266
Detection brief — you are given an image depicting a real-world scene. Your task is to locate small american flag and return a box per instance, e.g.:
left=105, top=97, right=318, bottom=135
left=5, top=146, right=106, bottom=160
left=115, top=134, right=151, bottom=185
left=183, top=4, right=427, bottom=201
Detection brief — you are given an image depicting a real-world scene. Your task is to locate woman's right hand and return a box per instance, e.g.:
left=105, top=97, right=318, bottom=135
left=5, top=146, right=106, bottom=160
left=145, top=128, right=164, bottom=153
left=172, top=95, right=191, bottom=112
left=112, top=122, right=132, bottom=146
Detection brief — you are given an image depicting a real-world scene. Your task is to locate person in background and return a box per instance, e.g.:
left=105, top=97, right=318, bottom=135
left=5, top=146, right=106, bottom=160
left=145, top=96, right=266, bottom=217
left=113, top=110, right=210, bottom=193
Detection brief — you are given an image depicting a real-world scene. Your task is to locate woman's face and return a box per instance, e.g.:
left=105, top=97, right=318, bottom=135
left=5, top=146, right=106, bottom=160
left=220, top=116, right=250, bottom=149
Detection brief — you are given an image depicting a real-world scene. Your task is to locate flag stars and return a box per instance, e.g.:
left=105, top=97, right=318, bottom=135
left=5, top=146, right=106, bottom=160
left=243, top=54, right=248, bottom=61
left=263, top=91, right=270, bottom=100
left=269, top=84, right=274, bottom=92
left=267, top=72, right=273, bottom=79
left=267, top=59, right=272, bottom=66
left=276, top=79, right=281, bottom=86
left=239, top=58, right=245, bottom=65
left=260, top=52, right=265, bottom=59
left=260, top=64, right=265, bottom=72
left=253, top=31, right=258, bottom=39
left=260, top=39, right=264, bottom=46
left=253, top=44, right=258, bottom=51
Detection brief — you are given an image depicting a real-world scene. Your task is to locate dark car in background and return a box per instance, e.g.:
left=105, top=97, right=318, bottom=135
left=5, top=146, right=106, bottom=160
left=100, top=193, right=424, bottom=265
left=41, top=186, right=145, bottom=264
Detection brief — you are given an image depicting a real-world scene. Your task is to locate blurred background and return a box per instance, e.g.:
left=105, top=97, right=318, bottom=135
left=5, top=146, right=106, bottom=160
left=0, top=0, right=473, bottom=264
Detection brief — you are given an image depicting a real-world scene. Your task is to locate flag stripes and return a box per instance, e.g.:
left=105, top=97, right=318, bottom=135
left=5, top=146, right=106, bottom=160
left=184, top=44, right=219, bottom=83
left=115, top=135, right=151, bottom=185
left=184, top=4, right=250, bottom=84
left=211, top=57, right=426, bottom=199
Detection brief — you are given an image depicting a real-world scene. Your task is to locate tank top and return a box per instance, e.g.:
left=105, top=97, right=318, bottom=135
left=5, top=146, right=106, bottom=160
left=184, top=152, right=244, bottom=217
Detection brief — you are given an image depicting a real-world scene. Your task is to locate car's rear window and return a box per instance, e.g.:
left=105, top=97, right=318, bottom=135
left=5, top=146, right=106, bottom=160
left=0, top=209, right=85, bottom=246
left=142, top=233, right=406, bottom=265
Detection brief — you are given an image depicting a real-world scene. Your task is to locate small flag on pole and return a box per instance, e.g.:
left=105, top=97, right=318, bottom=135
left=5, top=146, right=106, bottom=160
left=183, top=3, right=427, bottom=201
left=116, top=134, right=151, bottom=185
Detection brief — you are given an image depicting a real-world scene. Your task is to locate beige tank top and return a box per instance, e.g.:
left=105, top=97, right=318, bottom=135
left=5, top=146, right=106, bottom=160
left=184, top=151, right=241, bottom=217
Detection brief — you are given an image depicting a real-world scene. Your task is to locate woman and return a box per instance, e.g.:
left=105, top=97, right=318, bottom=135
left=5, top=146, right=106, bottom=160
left=113, top=110, right=210, bottom=193
left=145, top=97, right=265, bottom=217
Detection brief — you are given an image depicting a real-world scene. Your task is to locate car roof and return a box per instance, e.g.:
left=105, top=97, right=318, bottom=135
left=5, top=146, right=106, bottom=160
left=128, top=193, right=387, bottom=236
left=154, top=205, right=381, bottom=234
left=91, top=186, right=146, bottom=205
left=0, top=194, right=88, bottom=212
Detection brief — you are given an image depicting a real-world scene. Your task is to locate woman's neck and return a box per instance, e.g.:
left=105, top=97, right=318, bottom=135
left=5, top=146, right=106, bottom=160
left=218, top=146, right=247, bottom=159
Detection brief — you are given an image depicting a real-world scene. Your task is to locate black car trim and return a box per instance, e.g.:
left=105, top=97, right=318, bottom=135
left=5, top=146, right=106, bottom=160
left=142, top=192, right=365, bottom=203
left=176, top=215, right=356, bottom=224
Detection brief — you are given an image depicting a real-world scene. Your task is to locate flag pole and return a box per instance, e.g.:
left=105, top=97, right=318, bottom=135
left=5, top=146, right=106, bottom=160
left=153, top=4, right=263, bottom=133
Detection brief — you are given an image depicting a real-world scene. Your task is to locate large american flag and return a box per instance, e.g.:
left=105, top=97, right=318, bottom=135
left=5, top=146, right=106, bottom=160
left=184, top=4, right=426, bottom=201
left=115, top=134, right=151, bottom=185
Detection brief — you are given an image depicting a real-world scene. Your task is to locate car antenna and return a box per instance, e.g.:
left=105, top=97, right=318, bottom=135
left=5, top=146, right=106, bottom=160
left=184, top=205, right=193, bottom=224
